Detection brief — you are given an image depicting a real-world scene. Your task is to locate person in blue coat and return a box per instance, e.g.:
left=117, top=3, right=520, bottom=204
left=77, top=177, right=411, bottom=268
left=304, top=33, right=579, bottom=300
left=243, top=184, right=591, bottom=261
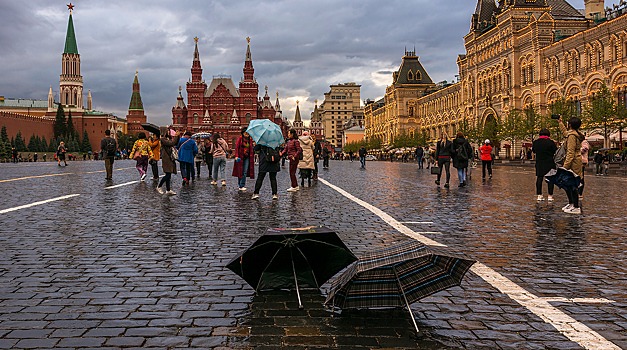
left=177, top=131, right=198, bottom=185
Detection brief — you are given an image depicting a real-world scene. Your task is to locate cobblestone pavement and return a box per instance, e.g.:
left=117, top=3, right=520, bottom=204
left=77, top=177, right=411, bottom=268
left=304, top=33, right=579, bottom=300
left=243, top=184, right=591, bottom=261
left=0, top=159, right=625, bottom=349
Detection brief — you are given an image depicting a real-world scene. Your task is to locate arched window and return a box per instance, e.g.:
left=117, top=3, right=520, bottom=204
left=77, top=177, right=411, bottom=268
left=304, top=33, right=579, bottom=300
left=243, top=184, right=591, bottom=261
left=408, top=70, right=414, bottom=80
left=193, top=113, right=199, bottom=124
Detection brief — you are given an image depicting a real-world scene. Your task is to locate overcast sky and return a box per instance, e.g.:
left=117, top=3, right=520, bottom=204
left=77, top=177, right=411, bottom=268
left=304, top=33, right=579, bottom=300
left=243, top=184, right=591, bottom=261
left=1, top=0, right=586, bottom=126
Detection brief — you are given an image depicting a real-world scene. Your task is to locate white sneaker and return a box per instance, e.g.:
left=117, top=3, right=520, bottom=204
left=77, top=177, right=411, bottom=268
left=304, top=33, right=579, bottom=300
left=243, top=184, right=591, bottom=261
left=537, top=195, right=544, bottom=201
left=140, top=174, right=147, bottom=181
left=251, top=194, right=260, bottom=200
left=287, top=187, right=299, bottom=192
left=221, top=180, right=226, bottom=186
left=565, top=206, right=581, bottom=214
left=156, top=186, right=165, bottom=194
left=239, top=187, right=247, bottom=192
left=562, top=204, right=573, bottom=211
left=166, top=190, right=177, bottom=195
left=211, top=181, right=217, bottom=185
left=272, top=194, right=278, bottom=200
left=547, top=195, right=554, bottom=202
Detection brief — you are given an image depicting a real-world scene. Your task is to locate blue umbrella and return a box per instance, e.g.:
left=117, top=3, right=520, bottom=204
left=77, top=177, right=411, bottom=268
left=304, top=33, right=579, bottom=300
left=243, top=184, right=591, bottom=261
left=246, top=119, right=284, bottom=149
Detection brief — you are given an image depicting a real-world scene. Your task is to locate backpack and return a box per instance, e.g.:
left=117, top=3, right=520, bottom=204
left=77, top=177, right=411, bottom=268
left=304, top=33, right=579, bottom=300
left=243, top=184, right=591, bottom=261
left=105, top=138, right=116, bottom=157
left=265, top=147, right=280, bottom=163
left=554, top=138, right=568, bottom=167
left=455, top=143, right=468, bottom=161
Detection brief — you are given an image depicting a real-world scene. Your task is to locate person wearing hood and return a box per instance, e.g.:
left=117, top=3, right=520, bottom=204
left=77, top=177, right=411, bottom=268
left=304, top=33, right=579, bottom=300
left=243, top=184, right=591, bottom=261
left=558, top=117, right=585, bottom=214
left=298, top=131, right=315, bottom=187
left=157, top=127, right=180, bottom=195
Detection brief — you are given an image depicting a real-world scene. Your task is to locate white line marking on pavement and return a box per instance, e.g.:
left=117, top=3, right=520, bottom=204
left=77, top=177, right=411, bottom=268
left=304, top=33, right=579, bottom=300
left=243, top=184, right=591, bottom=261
left=105, top=181, right=140, bottom=189
left=541, top=297, right=615, bottom=304
left=0, top=194, right=80, bottom=214
left=0, top=173, right=71, bottom=183
left=318, top=177, right=620, bottom=350
left=399, top=221, right=434, bottom=224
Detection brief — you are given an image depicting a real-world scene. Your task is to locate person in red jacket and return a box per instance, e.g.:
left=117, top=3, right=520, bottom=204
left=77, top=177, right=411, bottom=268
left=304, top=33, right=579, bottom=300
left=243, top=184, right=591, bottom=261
left=281, top=129, right=303, bottom=192
left=232, top=128, right=255, bottom=191
left=479, top=139, right=493, bottom=180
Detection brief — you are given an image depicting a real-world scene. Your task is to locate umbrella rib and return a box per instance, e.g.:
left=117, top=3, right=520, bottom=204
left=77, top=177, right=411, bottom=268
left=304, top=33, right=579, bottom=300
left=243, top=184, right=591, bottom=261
left=293, top=244, right=320, bottom=288
left=393, top=266, right=420, bottom=333
left=253, top=247, right=286, bottom=293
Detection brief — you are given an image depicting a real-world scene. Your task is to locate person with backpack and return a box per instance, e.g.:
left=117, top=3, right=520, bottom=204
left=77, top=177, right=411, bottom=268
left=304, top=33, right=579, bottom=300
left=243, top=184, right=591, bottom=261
left=57, top=141, right=68, bottom=166
left=557, top=117, right=585, bottom=214
left=251, top=144, right=281, bottom=200
left=209, top=133, right=230, bottom=186
left=129, top=132, right=154, bottom=181
left=452, top=132, right=473, bottom=187
left=177, top=131, right=198, bottom=186
left=232, top=129, right=255, bottom=191
left=532, top=128, right=557, bottom=201
left=593, top=150, right=603, bottom=175
left=435, top=132, right=453, bottom=188
left=281, top=129, right=303, bottom=192
left=148, top=134, right=161, bottom=180
left=358, top=145, right=367, bottom=169
left=100, top=129, right=117, bottom=180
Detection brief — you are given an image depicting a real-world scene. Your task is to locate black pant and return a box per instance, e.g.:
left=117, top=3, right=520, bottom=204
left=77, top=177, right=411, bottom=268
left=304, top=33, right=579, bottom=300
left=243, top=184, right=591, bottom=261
left=436, top=159, right=451, bottom=184
left=313, top=159, right=319, bottom=177
left=158, top=173, right=172, bottom=191
left=205, top=155, right=213, bottom=177
left=578, top=168, right=585, bottom=196
left=195, top=161, right=202, bottom=177
left=150, top=160, right=159, bottom=179
left=253, top=172, right=277, bottom=195
left=566, top=187, right=580, bottom=208
left=323, top=157, right=329, bottom=168
left=482, top=160, right=492, bottom=178
left=536, top=175, right=554, bottom=195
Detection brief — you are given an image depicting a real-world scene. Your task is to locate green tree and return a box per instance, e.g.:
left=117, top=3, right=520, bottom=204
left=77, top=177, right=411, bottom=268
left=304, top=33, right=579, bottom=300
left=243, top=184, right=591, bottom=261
left=27, top=135, right=38, bottom=152
left=0, top=125, right=8, bottom=144
left=53, top=104, right=66, bottom=139
left=458, top=118, right=482, bottom=144
left=49, top=138, right=59, bottom=152
left=66, top=111, right=75, bottom=139
left=342, top=140, right=362, bottom=153
left=116, top=131, right=135, bottom=151
left=367, top=137, right=382, bottom=150
left=14, top=131, right=26, bottom=152
left=520, top=104, right=544, bottom=142
left=498, top=110, right=523, bottom=143
left=583, top=83, right=615, bottom=148
left=81, top=130, right=92, bottom=152
left=41, top=137, right=48, bottom=152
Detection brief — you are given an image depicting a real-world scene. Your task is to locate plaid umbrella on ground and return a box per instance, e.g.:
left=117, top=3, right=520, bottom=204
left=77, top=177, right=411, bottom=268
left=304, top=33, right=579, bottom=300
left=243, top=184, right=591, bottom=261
left=226, top=226, right=357, bottom=309
left=324, top=240, right=475, bottom=332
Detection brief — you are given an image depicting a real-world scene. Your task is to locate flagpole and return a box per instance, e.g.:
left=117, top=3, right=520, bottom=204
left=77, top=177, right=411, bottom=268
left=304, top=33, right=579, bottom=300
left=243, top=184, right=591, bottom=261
left=393, top=266, right=419, bottom=333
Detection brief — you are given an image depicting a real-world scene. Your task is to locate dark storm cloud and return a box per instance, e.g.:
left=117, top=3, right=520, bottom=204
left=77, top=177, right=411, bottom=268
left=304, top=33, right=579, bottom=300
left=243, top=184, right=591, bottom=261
left=0, top=0, right=587, bottom=125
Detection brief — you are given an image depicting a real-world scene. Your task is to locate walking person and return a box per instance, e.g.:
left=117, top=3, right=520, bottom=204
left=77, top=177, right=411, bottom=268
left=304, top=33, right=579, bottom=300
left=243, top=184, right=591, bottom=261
left=193, top=137, right=204, bottom=181
left=424, top=147, right=431, bottom=169
left=232, top=128, right=255, bottom=191
left=251, top=144, right=281, bottom=200
left=532, top=128, right=557, bottom=201
left=57, top=141, right=68, bottom=166
left=157, top=127, right=180, bottom=195
left=452, top=132, right=472, bottom=187
left=593, top=150, right=603, bottom=175
left=358, top=145, right=367, bottom=169
left=415, top=146, right=424, bottom=169
left=281, top=129, right=303, bottom=192
left=322, top=142, right=331, bottom=169
left=209, top=133, right=230, bottom=186
left=11, top=147, right=18, bottom=163
left=298, top=131, right=315, bottom=187
left=129, top=132, right=153, bottom=181
left=100, top=129, right=117, bottom=180
left=480, top=139, right=493, bottom=180
left=558, top=117, right=585, bottom=214
left=313, top=135, right=322, bottom=180
left=579, top=136, right=590, bottom=200
left=203, top=138, right=213, bottom=179
left=177, top=131, right=197, bottom=186
left=435, top=132, right=453, bottom=188
left=148, top=134, right=160, bottom=180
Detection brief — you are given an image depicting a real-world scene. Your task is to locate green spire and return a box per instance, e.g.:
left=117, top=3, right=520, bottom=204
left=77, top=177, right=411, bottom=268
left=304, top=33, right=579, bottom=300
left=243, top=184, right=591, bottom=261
left=129, top=71, right=144, bottom=110
left=64, top=13, right=79, bottom=54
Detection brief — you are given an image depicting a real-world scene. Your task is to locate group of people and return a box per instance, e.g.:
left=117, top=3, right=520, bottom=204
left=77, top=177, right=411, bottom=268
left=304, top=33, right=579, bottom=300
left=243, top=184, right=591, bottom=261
left=430, top=132, right=493, bottom=188
left=101, top=127, right=328, bottom=199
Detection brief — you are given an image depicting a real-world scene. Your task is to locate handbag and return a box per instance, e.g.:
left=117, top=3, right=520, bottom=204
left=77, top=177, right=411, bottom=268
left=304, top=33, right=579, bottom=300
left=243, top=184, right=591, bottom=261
left=171, top=147, right=179, bottom=161
left=430, top=166, right=441, bottom=175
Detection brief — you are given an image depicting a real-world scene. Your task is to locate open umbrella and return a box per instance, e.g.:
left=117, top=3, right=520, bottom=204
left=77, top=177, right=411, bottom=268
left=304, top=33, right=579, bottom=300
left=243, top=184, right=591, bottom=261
left=324, top=241, right=475, bottom=333
left=226, top=226, right=357, bottom=309
left=141, top=123, right=160, bottom=137
left=192, top=132, right=212, bottom=139
left=246, top=119, right=284, bottom=149
left=545, top=167, right=581, bottom=190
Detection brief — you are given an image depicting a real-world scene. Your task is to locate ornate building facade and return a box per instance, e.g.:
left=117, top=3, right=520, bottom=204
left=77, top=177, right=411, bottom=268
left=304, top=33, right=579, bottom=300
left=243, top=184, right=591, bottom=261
left=171, top=37, right=288, bottom=147
left=365, top=0, right=627, bottom=155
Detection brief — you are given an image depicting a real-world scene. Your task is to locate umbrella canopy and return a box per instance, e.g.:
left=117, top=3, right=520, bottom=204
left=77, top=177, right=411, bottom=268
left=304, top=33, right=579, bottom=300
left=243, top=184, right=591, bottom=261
left=141, top=123, right=160, bottom=137
left=192, top=132, right=212, bottom=139
left=226, top=226, right=357, bottom=308
left=545, top=167, right=581, bottom=190
left=324, top=241, right=474, bottom=332
left=246, top=119, right=284, bottom=148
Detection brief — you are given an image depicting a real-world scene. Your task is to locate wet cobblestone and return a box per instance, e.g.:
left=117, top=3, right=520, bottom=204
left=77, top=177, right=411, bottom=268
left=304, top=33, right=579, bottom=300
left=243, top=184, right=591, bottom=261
left=0, top=159, right=625, bottom=349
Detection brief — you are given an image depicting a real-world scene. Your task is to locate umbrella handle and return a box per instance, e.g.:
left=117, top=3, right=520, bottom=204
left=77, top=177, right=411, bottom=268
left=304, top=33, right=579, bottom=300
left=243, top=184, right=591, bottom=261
left=291, top=249, right=303, bottom=309
left=393, top=266, right=420, bottom=333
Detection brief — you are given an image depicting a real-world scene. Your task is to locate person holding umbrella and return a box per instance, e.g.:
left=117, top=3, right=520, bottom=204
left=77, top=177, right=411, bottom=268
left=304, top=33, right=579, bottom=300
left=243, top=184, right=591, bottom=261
left=232, top=128, right=255, bottom=191
left=251, top=143, right=281, bottom=200
left=157, top=127, right=180, bottom=195
left=282, top=129, right=303, bottom=192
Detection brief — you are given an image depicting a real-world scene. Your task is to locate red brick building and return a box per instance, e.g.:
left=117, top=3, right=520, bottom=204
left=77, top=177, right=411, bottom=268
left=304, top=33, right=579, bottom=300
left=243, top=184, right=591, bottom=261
left=172, top=37, right=289, bottom=147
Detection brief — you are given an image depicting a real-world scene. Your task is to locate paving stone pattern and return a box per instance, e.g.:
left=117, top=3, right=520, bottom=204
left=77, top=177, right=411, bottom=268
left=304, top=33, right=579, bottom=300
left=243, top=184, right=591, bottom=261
left=0, top=160, right=625, bottom=349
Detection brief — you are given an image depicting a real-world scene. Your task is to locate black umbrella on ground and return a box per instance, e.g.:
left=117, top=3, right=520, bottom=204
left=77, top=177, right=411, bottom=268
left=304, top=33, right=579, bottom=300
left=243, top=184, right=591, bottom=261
left=141, top=123, right=160, bottom=137
left=324, top=240, right=475, bottom=333
left=226, top=226, right=357, bottom=309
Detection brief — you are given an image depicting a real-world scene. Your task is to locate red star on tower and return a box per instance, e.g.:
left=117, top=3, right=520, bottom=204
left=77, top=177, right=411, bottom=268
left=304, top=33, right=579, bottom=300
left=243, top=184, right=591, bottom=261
left=67, top=3, right=74, bottom=12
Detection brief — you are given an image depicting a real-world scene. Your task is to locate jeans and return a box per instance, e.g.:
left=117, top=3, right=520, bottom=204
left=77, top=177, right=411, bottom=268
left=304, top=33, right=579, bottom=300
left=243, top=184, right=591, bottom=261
left=212, top=156, right=226, bottom=181
left=289, top=159, right=299, bottom=188
left=253, top=172, right=277, bottom=195
left=104, top=156, right=114, bottom=179
left=417, top=156, right=423, bottom=168
left=457, top=167, right=466, bottom=184
left=482, top=160, right=492, bottom=178
left=180, top=161, right=193, bottom=181
left=360, top=156, right=366, bottom=168
left=436, top=159, right=451, bottom=184
left=158, top=172, right=172, bottom=191
left=238, top=157, right=250, bottom=188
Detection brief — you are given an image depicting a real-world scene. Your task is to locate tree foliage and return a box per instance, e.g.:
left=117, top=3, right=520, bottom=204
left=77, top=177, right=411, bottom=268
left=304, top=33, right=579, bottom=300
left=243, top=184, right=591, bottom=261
left=53, top=104, right=66, bottom=139
left=583, top=83, right=622, bottom=148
